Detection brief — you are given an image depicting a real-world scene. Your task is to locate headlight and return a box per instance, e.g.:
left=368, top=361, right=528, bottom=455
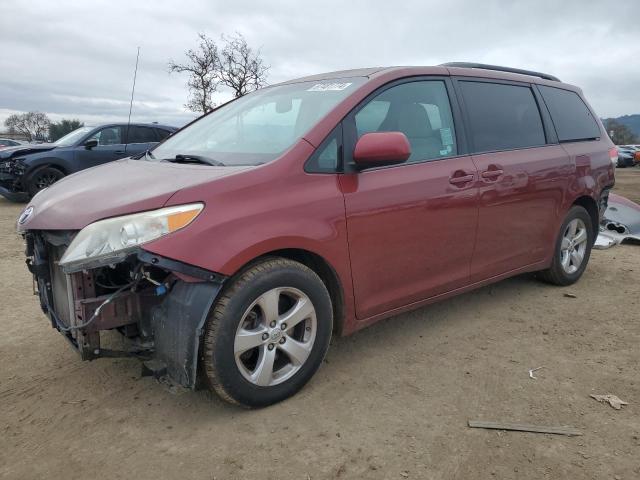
left=59, top=203, right=204, bottom=268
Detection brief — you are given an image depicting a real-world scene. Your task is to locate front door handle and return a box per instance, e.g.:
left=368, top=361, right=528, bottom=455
left=449, top=174, right=475, bottom=186
left=114, top=150, right=126, bottom=155
left=481, top=169, right=504, bottom=180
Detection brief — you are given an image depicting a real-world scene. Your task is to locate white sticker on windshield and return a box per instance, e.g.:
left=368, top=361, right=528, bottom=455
left=307, top=82, right=353, bottom=92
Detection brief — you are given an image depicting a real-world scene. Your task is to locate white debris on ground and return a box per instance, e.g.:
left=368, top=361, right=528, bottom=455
left=590, top=394, right=629, bottom=410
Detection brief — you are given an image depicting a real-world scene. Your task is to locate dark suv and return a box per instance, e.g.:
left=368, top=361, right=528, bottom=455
left=0, top=123, right=176, bottom=201
left=18, top=64, right=615, bottom=408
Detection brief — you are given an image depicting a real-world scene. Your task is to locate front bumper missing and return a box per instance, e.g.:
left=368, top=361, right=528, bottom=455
left=25, top=232, right=226, bottom=389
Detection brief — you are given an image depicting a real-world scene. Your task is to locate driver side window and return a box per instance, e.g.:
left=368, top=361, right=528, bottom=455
left=88, top=126, right=123, bottom=146
left=354, top=80, right=457, bottom=164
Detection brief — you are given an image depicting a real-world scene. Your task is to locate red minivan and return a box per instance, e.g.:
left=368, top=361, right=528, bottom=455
left=18, top=63, right=616, bottom=407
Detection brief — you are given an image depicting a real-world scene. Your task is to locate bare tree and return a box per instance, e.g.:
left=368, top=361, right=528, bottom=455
left=169, top=33, right=220, bottom=113
left=5, top=112, right=51, bottom=142
left=219, top=32, right=269, bottom=98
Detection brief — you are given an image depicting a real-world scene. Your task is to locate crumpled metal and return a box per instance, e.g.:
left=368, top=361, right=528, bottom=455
left=594, top=193, right=640, bottom=249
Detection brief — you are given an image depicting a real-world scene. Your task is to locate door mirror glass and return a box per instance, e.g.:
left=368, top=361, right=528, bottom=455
left=83, top=138, right=98, bottom=149
left=353, top=132, right=411, bottom=168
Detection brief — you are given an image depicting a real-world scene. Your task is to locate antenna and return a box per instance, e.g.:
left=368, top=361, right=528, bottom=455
left=125, top=46, right=140, bottom=152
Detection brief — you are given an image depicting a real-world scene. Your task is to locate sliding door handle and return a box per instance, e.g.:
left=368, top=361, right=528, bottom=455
left=481, top=169, right=504, bottom=179
left=449, top=174, right=475, bottom=185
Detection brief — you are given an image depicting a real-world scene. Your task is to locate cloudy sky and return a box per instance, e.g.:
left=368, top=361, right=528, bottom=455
left=1, top=0, right=638, bottom=129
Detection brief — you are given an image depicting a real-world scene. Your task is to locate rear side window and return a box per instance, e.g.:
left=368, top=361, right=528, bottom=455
left=354, top=80, right=458, bottom=164
left=155, top=128, right=172, bottom=140
left=126, top=126, right=157, bottom=144
left=459, top=81, right=546, bottom=153
left=538, top=86, right=601, bottom=142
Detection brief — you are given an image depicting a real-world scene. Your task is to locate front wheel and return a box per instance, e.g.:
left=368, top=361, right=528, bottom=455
left=538, top=205, right=594, bottom=286
left=202, top=258, right=333, bottom=408
left=26, top=166, right=65, bottom=197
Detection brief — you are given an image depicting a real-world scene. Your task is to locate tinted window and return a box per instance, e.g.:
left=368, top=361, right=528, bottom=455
left=355, top=81, right=457, bottom=163
left=89, top=126, right=123, bottom=146
left=459, top=81, right=545, bottom=152
left=155, top=128, right=172, bottom=140
left=126, top=126, right=157, bottom=144
left=538, top=86, right=601, bottom=142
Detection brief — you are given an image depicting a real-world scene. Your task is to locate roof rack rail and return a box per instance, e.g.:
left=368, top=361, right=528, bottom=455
left=440, top=62, right=560, bottom=82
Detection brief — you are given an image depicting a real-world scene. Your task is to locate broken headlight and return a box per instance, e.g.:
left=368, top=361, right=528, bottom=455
left=59, top=203, right=204, bottom=268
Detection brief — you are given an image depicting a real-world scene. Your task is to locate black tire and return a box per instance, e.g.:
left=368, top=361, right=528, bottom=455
left=26, top=166, right=65, bottom=197
left=202, top=257, right=333, bottom=408
left=538, top=205, right=594, bottom=286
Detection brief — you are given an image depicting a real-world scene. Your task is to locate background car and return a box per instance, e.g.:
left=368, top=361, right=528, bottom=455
left=616, top=145, right=639, bottom=167
left=0, top=123, right=176, bottom=201
left=0, top=138, right=26, bottom=149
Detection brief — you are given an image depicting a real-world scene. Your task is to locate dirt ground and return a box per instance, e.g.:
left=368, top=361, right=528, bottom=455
left=1, top=169, right=639, bottom=480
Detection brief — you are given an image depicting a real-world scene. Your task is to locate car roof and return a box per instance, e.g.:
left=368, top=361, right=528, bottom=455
left=277, top=64, right=579, bottom=92
left=85, top=123, right=177, bottom=130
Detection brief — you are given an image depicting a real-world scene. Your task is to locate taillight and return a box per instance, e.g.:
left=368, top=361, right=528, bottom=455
left=609, top=147, right=618, bottom=165
left=635, top=151, right=640, bottom=162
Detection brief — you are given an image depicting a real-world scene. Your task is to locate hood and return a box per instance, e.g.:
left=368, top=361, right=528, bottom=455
left=20, top=158, right=253, bottom=231
left=0, top=143, right=57, bottom=159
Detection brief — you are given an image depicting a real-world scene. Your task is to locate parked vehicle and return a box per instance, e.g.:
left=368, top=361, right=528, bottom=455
left=0, top=138, right=25, bottom=149
left=616, top=146, right=638, bottom=167
left=623, top=145, right=640, bottom=165
left=0, top=123, right=176, bottom=201
left=18, top=63, right=615, bottom=407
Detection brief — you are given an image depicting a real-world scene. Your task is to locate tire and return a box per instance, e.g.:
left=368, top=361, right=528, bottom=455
left=538, top=205, right=594, bottom=286
left=26, top=166, right=65, bottom=197
left=202, top=257, right=333, bottom=408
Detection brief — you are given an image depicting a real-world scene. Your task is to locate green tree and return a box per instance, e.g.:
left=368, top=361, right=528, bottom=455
left=603, top=119, right=639, bottom=145
left=49, top=119, right=84, bottom=142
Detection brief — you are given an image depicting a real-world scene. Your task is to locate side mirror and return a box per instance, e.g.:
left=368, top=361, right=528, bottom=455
left=353, top=132, right=411, bottom=169
left=83, top=139, right=98, bottom=149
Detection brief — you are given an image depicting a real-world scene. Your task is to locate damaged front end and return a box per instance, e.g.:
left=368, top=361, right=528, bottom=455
left=0, top=158, right=29, bottom=202
left=25, top=230, right=226, bottom=388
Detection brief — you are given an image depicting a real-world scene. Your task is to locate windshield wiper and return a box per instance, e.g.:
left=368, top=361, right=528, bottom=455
left=132, top=149, right=155, bottom=160
left=165, top=154, right=225, bottom=166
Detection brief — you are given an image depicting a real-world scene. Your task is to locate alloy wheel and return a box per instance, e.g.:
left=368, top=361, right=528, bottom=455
left=234, top=287, right=317, bottom=387
left=35, top=172, right=61, bottom=189
left=560, top=218, right=588, bottom=274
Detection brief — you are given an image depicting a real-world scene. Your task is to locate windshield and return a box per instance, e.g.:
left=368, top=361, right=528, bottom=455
left=54, top=126, right=94, bottom=147
left=151, top=78, right=366, bottom=165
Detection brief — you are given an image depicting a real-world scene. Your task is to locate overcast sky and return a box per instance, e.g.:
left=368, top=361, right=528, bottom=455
left=1, top=0, right=638, bottom=129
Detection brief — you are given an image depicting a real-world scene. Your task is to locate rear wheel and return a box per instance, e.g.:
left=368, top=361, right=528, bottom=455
left=538, top=205, right=594, bottom=286
left=26, top=167, right=65, bottom=197
left=202, top=258, right=333, bottom=408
